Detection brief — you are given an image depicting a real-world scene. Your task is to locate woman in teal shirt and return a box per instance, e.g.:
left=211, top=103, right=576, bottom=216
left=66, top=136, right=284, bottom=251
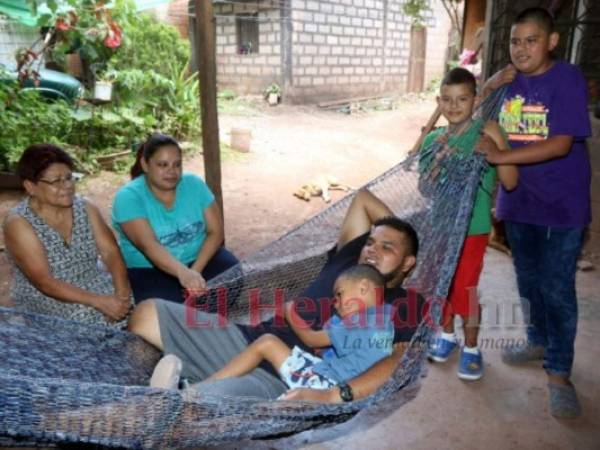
left=112, top=134, right=238, bottom=303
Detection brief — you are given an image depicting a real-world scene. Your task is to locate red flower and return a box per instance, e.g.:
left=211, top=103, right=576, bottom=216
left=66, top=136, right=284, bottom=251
left=103, top=21, right=122, bottom=49
left=55, top=18, right=70, bottom=31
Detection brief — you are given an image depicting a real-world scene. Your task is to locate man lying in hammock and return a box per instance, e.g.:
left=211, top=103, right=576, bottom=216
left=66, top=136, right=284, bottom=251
left=129, top=189, right=425, bottom=402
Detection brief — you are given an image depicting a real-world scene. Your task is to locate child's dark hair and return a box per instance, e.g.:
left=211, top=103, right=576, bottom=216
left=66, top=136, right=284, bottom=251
left=338, top=264, right=385, bottom=287
left=441, top=68, right=477, bottom=95
left=130, top=133, right=181, bottom=179
left=372, top=216, right=419, bottom=256
left=513, top=7, right=555, bottom=34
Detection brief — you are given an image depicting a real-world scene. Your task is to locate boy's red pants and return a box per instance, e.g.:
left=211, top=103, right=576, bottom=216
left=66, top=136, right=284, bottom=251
left=442, top=234, right=488, bottom=325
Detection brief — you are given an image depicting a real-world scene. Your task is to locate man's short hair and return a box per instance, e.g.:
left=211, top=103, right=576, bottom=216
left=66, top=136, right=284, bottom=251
left=441, top=68, right=477, bottom=95
left=338, top=264, right=385, bottom=287
left=372, top=216, right=419, bottom=256
left=513, top=7, right=555, bottom=34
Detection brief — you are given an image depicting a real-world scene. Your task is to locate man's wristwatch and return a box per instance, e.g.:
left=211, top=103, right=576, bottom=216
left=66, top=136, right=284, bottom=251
left=338, top=382, right=354, bottom=402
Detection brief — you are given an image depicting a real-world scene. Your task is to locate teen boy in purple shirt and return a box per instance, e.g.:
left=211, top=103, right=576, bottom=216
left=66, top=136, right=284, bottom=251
left=481, top=7, right=591, bottom=419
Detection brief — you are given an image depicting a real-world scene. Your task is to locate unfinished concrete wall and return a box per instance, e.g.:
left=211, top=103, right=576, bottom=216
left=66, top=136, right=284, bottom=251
left=214, top=3, right=282, bottom=94
left=0, top=17, right=39, bottom=68
left=424, top=0, right=452, bottom=88
left=288, top=0, right=442, bottom=102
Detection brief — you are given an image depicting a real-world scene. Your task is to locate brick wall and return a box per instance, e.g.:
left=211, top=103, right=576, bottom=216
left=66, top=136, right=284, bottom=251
left=289, top=0, right=413, bottom=102
left=209, top=0, right=449, bottom=102
left=424, top=0, right=451, bottom=87
left=0, top=18, right=40, bottom=68
left=214, top=3, right=282, bottom=94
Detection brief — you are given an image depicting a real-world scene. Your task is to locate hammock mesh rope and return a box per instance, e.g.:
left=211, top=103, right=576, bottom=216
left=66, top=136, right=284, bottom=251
left=0, top=88, right=506, bottom=449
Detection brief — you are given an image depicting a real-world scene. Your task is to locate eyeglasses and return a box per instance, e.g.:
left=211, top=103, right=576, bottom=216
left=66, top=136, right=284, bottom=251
left=37, top=173, right=76, bottom=188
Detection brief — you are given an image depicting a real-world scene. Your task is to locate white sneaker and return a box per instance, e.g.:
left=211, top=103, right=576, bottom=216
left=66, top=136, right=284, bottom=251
left=149, top=354, right=183, bottom=389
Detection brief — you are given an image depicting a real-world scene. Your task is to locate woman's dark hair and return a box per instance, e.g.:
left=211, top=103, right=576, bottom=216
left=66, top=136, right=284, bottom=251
left=17, top=144, right=74, bottom=182
left=130, top=133, right=182, bottom=179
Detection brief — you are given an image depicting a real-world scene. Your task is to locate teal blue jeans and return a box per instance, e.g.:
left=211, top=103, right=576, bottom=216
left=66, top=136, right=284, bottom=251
left=505, top=222, right=584, bottom=378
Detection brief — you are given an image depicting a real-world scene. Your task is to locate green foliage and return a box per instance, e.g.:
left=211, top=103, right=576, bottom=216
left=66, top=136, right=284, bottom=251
left=106, top=61, right=200, bottom=140
left=263, top=83, right=281, bottom=99
left=107, top=14, right=190, bottom=77
left=0, top=78, right=72, bottom=172
left=6, top=7, right=201, bottom=173
left=402, top=0, right=431, bottom=28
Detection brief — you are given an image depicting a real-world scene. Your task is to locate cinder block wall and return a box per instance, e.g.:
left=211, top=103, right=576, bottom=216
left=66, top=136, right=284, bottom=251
left=289, top=0, right=426, bottom=102
left=214, top=3, right=282, bottom=94
left=424, top=0, right=451, bottom=87
left=210, top=0, right=447, bottom=102
left=0, top=18, right=40, bottom=68
left=586, top=112, right=600, bottom=256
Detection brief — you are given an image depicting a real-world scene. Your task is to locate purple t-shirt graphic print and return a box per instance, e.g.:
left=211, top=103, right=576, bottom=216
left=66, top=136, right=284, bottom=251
left=496, top=60, right=592, bottom=227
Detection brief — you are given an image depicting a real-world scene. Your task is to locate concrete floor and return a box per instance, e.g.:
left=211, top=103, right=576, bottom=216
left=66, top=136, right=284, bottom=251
left=211, top=248, right=600, bottom=450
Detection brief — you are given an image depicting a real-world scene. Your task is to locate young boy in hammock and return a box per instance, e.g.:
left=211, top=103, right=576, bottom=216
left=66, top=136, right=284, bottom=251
left=423, top=68, right=518, bottom=380
left=152, top=264, right=394, bottom=394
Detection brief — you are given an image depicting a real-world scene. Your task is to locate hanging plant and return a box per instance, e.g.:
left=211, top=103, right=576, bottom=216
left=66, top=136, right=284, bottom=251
left=402, top=0, right=431, bottom=28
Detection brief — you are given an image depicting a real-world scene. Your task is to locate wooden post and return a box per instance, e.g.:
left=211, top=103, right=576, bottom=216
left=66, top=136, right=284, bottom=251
left=407, top=25, right=426, bottom=92
left=195, top=0, right=223, bottom=220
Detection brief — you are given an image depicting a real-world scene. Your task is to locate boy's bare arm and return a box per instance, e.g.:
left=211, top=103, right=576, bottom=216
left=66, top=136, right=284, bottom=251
left=281, top=342, right=408, bottom=403
left=336, top=189, right=393, bottom=250
left=481, top=64, right=517, bottom=98
left=480, top=134, right=573, bottom=165
left=482, top=121, right=519, bottom=191
left=285, top=302, right=331, bottom=348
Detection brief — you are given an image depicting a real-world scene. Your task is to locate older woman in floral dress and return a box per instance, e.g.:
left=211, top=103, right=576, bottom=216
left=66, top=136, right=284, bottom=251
left=3, top=144, right=132, bottom=326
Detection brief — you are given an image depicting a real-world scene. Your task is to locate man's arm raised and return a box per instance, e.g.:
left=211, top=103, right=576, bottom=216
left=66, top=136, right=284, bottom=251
left=336, top=189, right=393, bottom=250
left=280, top=342, right=407, bottom=403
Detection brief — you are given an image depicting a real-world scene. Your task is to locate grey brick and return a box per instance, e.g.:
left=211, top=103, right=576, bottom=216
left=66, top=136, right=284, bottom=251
left=314, top=13, right=326, bottom=23
left=304, top=45, right=318, bottom=55
left=313, top=34, right=325, bottom=44
left=306, top=1, right=319, bottom=11
left=318, top=24, right=331, bottom=33
left=299, top=34, right=313, bottom=43
left=305, top=23, right=318, bottom=33
left=321, top=3, right=333, bottom=13
left=331, top=25, right=343, bottom=34
left=327, top=15, right=340, bottom=24
left=334, top=5, right=346, bottom=14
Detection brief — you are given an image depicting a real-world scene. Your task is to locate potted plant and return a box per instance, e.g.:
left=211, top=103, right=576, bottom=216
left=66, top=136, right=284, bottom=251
left=263, top=83, right=282, bottom=105
left=93, top=71, right=115, bottom=101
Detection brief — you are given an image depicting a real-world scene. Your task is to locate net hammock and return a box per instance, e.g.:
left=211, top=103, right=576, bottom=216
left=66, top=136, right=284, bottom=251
left=0, top=88, right=506, bottom=449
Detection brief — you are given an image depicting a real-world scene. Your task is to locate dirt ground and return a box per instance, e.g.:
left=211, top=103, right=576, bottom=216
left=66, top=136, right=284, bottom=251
left=0, top=95, right=435, bottom=305
left=1, top=96, right=599, bottom=450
